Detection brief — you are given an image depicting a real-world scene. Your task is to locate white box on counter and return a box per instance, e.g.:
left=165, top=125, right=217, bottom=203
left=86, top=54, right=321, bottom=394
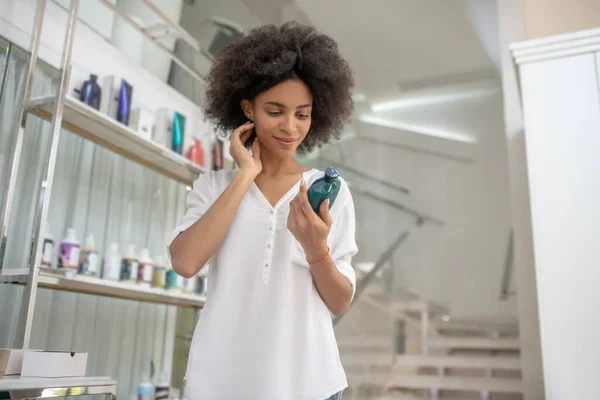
left=21, top=351, right=87, bottom=378
left=0, top=349, right=25, bottom=375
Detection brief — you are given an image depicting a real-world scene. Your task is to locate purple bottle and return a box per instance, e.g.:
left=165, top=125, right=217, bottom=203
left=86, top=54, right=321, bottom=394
left=58, top=228, right=80, bottom=270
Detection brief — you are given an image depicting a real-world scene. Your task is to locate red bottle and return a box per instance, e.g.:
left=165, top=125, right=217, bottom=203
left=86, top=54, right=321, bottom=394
left=186, top=138, right=205, bottom=167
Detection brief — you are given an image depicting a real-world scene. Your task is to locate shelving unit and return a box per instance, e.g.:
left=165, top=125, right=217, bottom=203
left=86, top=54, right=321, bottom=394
left=28, top=95, right=204, bottom=185
left=0, top=0, right=211, bottom=359
left=0, top=376, right=117, bottom=399
left=1, top=268, right=206, bottom=308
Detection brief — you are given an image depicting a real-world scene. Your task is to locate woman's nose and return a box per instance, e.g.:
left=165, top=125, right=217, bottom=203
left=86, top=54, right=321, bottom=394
left=279, top=115, right=296, bottom=135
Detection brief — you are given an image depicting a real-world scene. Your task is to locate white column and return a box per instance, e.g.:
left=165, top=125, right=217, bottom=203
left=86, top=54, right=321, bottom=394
left=513, top=28, right=600, bottom=400
left=496, top=1, right=545, bottom=399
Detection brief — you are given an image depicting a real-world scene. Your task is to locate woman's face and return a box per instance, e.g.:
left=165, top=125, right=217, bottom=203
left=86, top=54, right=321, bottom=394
left=242, top=79, right=313, bottom=157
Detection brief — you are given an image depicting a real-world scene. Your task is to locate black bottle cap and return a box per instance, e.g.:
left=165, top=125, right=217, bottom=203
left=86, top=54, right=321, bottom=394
left=324, top=167, right=340, bottom=183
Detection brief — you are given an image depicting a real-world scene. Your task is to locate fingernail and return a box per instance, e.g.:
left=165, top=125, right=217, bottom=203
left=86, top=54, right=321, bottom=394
left=325, top=199, right=330, bottom=206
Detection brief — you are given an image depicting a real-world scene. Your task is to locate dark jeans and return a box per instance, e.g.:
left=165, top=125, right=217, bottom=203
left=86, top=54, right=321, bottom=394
left=325, top=392, right=342, bottom=400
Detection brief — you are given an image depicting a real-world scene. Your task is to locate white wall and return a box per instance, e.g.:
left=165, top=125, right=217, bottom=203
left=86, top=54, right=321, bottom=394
left=516, top=31, right=600, bottom=399
left=0, top=0, right=206, bottom=138
left=170, top=0, right=264, bottom=105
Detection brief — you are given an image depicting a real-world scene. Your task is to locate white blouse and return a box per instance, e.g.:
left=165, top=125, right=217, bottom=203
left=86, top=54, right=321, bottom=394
left=168, top=168, right=358, bottom=400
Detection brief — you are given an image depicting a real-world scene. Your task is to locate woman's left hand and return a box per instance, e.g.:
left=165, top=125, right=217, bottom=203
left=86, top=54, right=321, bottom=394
left=287, top=177, right=333, bottom=262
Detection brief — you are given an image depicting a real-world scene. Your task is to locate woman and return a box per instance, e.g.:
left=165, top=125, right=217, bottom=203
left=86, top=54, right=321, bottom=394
left=168, top=22, right=357, bottom=400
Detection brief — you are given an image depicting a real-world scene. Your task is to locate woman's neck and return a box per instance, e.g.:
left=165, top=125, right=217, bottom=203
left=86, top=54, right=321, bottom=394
left=259, top=150, right=306, bottom=177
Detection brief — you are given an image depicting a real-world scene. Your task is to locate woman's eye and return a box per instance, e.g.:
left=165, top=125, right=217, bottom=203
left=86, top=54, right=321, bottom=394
left=298, top=114, right=310, bottom=120
left=267, top=111, right=281, bottom=117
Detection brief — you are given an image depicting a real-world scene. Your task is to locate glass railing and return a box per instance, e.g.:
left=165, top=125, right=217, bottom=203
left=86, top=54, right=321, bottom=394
left=316, top=152, right=447, bottom=398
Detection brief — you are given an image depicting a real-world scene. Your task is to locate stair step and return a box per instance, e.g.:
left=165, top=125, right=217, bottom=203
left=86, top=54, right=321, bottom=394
left=392, top=300, right=429, bottom=312
left=376, top=396, right=467, bottom=400
left=347, top=372, right=390, bottom=386
left=432, top=320, right=519, bottom=335
left=341, top=353, right=395, bottom=367
left=428, top=336, right=520, bottom=351
left=394, top=354, right=521, bottom=370
left=337, top=336, right=392, bottom=350
left=388, top=375, right=522, bottom=393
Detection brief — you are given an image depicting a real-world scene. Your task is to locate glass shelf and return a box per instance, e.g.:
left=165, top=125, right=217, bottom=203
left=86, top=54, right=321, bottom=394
left=28, top=96, right=205, bottom=185
left=1, top=268, right=206, bottom=309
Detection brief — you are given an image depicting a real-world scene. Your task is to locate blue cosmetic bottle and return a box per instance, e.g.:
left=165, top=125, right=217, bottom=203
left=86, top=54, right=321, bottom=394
left=79, top=74, right=102, bottom=110
left=172, top=111, right=186, bottom=154
left=307, top=167, right=342, bottom=216
left=116, top=79, right=132, bottom=125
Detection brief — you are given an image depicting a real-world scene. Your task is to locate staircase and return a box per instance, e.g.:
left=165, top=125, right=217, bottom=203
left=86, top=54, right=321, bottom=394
left=334, top=233, right=522, bottom=399
left=336, top=291, right=523, bottom=400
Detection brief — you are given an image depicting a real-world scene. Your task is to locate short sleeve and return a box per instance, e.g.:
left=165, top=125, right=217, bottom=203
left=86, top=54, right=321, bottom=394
left=166, top=171, right=213, bottom=256
left=328, top=180, right=359, bottom=300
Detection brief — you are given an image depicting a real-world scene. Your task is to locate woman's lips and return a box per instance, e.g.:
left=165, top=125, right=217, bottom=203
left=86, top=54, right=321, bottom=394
left=274, top=137, right=296, bottom=148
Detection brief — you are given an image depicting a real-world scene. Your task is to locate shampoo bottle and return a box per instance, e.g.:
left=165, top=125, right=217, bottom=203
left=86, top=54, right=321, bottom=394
left=307, top=167, right=342, bottom=216
left=102, top=242, right=121, bottom=280
left=79, top=74, right=102, bottom=110
left=172, top=112, right=185, bottom=154
left=152, top=255, right=166, bottom=289
left=79, top=233, right=99, bottom=276
left=154, top=371, right=170, bottom=400
left=117, top=79, right=133, bottom=125
left=58, top=228, right=80, bottom=270
left=185, top=138, right=205, bottom=167
left=137, top=372, right=153, bottom=400
left=137, top=248, right=153, bottom=287
left=120, top=244, right=138, bottom=283
left=41, top=224, right=54, bottom=268
left=165, top=265, right=180, bottom=292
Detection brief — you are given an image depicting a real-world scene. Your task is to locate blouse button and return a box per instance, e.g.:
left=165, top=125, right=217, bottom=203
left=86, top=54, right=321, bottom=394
left=268, top=226, right=273, bottom=232
left=270, top=209, right=275, bottom=215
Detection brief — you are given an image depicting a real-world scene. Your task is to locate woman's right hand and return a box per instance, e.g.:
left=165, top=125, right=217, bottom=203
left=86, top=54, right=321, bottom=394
left=229, top=122, right=262, bottom=178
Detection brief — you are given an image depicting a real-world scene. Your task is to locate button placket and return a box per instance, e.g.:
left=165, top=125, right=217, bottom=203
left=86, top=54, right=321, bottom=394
left=262, top=208, right=277, bottom=284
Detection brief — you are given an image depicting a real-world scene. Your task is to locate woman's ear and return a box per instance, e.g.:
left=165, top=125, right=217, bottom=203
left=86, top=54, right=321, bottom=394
left=240, top=99, right=253, bottom=121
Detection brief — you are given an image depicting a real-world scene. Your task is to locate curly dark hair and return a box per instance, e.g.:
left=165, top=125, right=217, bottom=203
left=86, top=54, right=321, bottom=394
left=203, top=22, right=354, bottom=154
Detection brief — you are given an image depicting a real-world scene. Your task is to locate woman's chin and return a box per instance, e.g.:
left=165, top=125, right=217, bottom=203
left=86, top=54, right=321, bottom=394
left=265, top=142, right=297, bottom=156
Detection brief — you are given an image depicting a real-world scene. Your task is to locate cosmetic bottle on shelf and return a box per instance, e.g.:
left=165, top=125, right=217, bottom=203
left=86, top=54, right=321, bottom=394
left=186, top=138, right=205, bottom=167
left=58, top=228, right=80, bottom=270
left=79, top=74, right=102, bottom=110
left=116, top=79, right=133, bottom=126
left=41, top=224, right=54, bottom=268
left=152, top=255, right=166, bottom=289
left=172, top=112, right=186, bottom=155
left=120, top=244, right=138, bottom=283
left=79, top=233, right=99, bottom=277
left=137, top=248, right=153, bottom=287
left=102, top=242, right=121, bottom=281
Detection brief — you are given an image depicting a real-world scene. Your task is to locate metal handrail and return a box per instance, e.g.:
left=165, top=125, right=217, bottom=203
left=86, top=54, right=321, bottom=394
left=333, top=231, right=409, bottom=326
left=320, top=157, right=410, bottom=195
left=318, top=159, right=444, bottom=226
left=500, top=229, right=515, bottom=300
left=352, top=187, right=444, bottom=227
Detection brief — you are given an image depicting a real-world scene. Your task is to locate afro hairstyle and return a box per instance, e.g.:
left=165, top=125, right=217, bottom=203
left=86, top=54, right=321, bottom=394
left=203, top=21, right=354, bottom=154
